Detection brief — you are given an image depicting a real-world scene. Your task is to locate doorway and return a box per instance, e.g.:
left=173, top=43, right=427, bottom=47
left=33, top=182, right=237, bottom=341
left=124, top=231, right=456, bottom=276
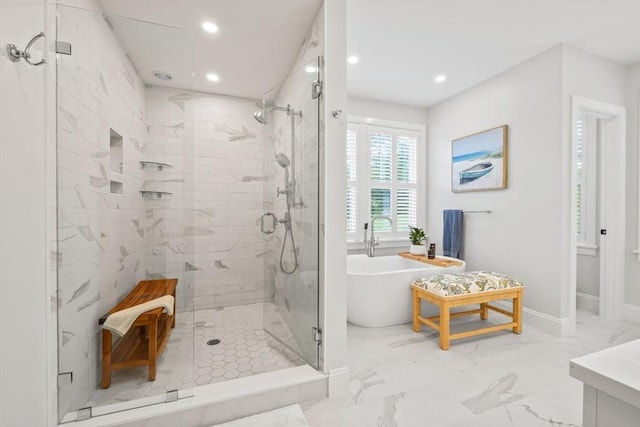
left=571, top=96, right=626, bottom=322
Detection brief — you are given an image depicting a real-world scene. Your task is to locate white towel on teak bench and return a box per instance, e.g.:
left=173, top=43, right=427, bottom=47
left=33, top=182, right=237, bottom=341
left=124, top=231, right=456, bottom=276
left=103, top=295, right=174, bottom=337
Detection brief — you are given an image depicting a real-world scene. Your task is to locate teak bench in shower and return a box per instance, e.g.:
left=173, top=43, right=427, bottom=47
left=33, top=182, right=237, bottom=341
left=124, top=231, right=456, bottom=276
left=98, top=278, right=178, bottom=389
left=412, top=272, right=524, bottom=350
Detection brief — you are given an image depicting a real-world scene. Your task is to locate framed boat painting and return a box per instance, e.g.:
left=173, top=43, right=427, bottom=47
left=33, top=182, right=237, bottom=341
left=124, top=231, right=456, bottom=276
left=451, top=125, right=508, bottom=192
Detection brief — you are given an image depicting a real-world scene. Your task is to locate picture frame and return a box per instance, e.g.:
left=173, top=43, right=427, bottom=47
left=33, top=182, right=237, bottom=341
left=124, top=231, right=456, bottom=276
left=451, top=125, right=508, bottom=192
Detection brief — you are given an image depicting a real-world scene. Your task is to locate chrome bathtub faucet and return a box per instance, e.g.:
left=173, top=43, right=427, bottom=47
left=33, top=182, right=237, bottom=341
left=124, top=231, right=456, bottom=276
left=364, top=216, right=392, bottom=257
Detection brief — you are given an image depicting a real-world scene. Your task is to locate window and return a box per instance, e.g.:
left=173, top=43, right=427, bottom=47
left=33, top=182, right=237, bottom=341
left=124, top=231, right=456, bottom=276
left=347, top=117, right=424, bottom=242
left=575, top=113, right=598, bottom=255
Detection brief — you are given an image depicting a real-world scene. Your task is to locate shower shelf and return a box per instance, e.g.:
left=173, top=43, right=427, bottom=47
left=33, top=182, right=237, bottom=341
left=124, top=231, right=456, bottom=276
left=140, top=190, right=172, bottom=199
left=139, top=161, right=173, bottom=170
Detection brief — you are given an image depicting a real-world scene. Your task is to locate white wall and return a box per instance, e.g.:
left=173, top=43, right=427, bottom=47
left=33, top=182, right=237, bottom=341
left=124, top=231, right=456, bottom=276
left=562, top=45, right=628, bottom=107
left=625, top=62, right=640, bottom=308
left=0, top=1, right=50, bottom=426
left=348, top=96, right=428, bottom=126
left=426, top=46, right=565, bottom=323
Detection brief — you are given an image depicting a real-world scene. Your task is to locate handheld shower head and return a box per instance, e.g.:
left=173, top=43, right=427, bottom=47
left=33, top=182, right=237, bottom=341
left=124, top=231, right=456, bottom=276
left=274, top=152, right=290, bottom=168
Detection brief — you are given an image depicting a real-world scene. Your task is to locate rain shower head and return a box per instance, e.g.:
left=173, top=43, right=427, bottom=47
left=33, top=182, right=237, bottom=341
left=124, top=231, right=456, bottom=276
left=252, top=103, right=292, bottom=125
left=274, top=152, right=290, bottom=168
left=253, top=110, right=266, bottom=124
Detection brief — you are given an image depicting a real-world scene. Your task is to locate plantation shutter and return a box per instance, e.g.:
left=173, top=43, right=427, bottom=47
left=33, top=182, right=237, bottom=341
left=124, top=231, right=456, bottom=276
left=396, top=133, right=418, bottom=232
left=370, top=131, right=393, bottom=183
left=576, top=116, right=584, bottom=240
left=346, top=124, right=358, bottom=235
left=368, top=126, right=419, bottom=236
left=575, top=113, right=598, bottom=253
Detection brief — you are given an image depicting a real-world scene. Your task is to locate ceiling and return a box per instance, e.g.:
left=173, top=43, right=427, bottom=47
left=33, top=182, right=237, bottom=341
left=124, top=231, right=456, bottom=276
left=96, top=0, right=640, bottom=107
left=348, top=0, right=640, bottom=107
left=97, top=0, right=322, bottom=100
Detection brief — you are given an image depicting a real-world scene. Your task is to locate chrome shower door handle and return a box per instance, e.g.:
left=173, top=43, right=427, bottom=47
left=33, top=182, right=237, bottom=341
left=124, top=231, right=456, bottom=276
left=260, top=212, right=277, bottom=234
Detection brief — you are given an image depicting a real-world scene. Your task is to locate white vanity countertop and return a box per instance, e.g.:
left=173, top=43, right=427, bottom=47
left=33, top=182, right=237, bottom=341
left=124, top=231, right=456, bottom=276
left=570, top=339, right=640, bottom=408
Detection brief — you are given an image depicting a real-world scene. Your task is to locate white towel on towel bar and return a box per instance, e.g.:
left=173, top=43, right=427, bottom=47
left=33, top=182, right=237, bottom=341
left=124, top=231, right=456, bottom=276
left=102, top=295, right=174, bottom=337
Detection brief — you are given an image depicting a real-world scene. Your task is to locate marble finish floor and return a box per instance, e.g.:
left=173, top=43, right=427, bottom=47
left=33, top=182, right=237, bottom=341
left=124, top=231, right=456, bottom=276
left=303, top=310, right=640, bottom=427
left=212, top=404, right=309, bottom=427
left=87, top=303, right=302, bottom=409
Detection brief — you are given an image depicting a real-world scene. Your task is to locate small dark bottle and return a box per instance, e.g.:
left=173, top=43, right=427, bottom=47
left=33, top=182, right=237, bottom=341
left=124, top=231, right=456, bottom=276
left=428, top=243, right=436, bottom=259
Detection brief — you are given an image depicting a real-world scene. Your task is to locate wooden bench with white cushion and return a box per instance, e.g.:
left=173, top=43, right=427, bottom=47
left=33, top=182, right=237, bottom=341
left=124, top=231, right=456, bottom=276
left=411, top=271, right=524, bottom=350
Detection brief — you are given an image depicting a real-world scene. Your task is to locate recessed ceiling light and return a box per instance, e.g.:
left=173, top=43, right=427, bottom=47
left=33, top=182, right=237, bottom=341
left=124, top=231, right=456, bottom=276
left=305, top=66, right=317, bottom=73
left=152, top=70, right=172, bottom=81
left=202, top=22, right=219, bottom=33
left=206, top=73, right=220, bottom=82
left=435, top=74, right=447, bottom=83
left=347, top=56, right=359, bottom=64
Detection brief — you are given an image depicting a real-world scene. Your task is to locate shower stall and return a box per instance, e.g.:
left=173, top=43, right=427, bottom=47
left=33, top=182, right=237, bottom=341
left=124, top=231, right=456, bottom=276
left=54, top=4, right=322, bottom=423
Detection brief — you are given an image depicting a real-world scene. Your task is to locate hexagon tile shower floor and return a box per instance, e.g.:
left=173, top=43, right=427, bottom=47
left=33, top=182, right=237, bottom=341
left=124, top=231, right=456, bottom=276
left=86, top=303, right=303, bottom=408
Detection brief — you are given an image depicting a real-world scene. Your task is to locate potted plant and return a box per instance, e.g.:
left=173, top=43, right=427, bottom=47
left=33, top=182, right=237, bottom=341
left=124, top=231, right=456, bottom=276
left=408, top=226, right=426, bottom=255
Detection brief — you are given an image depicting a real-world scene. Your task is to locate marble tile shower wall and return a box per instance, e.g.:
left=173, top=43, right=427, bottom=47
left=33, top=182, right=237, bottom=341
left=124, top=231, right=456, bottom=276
left=145, top=87, right=270, bottom=311
left=55, top=5, right=147, bottom=416
left=143, top=87, right=195, bottom=313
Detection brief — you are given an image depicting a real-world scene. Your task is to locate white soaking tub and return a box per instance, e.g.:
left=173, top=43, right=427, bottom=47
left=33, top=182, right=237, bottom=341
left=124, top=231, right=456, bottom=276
left=347, top=254, right=466, bottom=327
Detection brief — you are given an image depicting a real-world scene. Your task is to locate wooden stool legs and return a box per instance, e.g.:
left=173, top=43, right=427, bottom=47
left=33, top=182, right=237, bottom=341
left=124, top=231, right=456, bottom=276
left=513, top=292, right=523, bottom=334
left=412, top=287, right=421, bottom=332
left=480, top=302, right=488, bottom=320
left=412, top=286, right=524, bottom=350
left=101, top=329, right=112, bottom=389
left=148, top=315, right=158, bottom=381
left=439, top=302, right=450, bottom=350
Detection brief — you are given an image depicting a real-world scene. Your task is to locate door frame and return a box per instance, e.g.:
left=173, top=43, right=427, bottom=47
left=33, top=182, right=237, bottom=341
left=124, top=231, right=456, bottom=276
left=570, top=95, right=626, bottom=321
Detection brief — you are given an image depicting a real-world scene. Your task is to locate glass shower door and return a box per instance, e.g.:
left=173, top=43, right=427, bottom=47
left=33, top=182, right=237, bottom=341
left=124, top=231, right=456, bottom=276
left=55, top=5, right=195, bottom=422
left=262, top=57, right=321, bottom=369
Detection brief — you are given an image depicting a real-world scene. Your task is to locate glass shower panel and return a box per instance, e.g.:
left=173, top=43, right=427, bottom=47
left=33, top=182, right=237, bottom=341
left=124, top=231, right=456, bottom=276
left=56, top=5, right=195, bottom=422
left=262, top=57, right=320, bottom=369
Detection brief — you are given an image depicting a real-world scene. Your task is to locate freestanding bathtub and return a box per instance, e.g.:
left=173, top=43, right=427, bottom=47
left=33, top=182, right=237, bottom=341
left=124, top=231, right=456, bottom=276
left=347, top=254, right=466, bottom=327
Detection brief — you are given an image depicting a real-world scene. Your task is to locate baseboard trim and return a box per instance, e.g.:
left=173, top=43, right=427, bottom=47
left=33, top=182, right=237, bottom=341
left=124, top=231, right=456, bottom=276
left=624, top=304, right=640, bottom=323
left=577, top=292, right=599, bottom=314
left=494, top=300, right=573, bottom=336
